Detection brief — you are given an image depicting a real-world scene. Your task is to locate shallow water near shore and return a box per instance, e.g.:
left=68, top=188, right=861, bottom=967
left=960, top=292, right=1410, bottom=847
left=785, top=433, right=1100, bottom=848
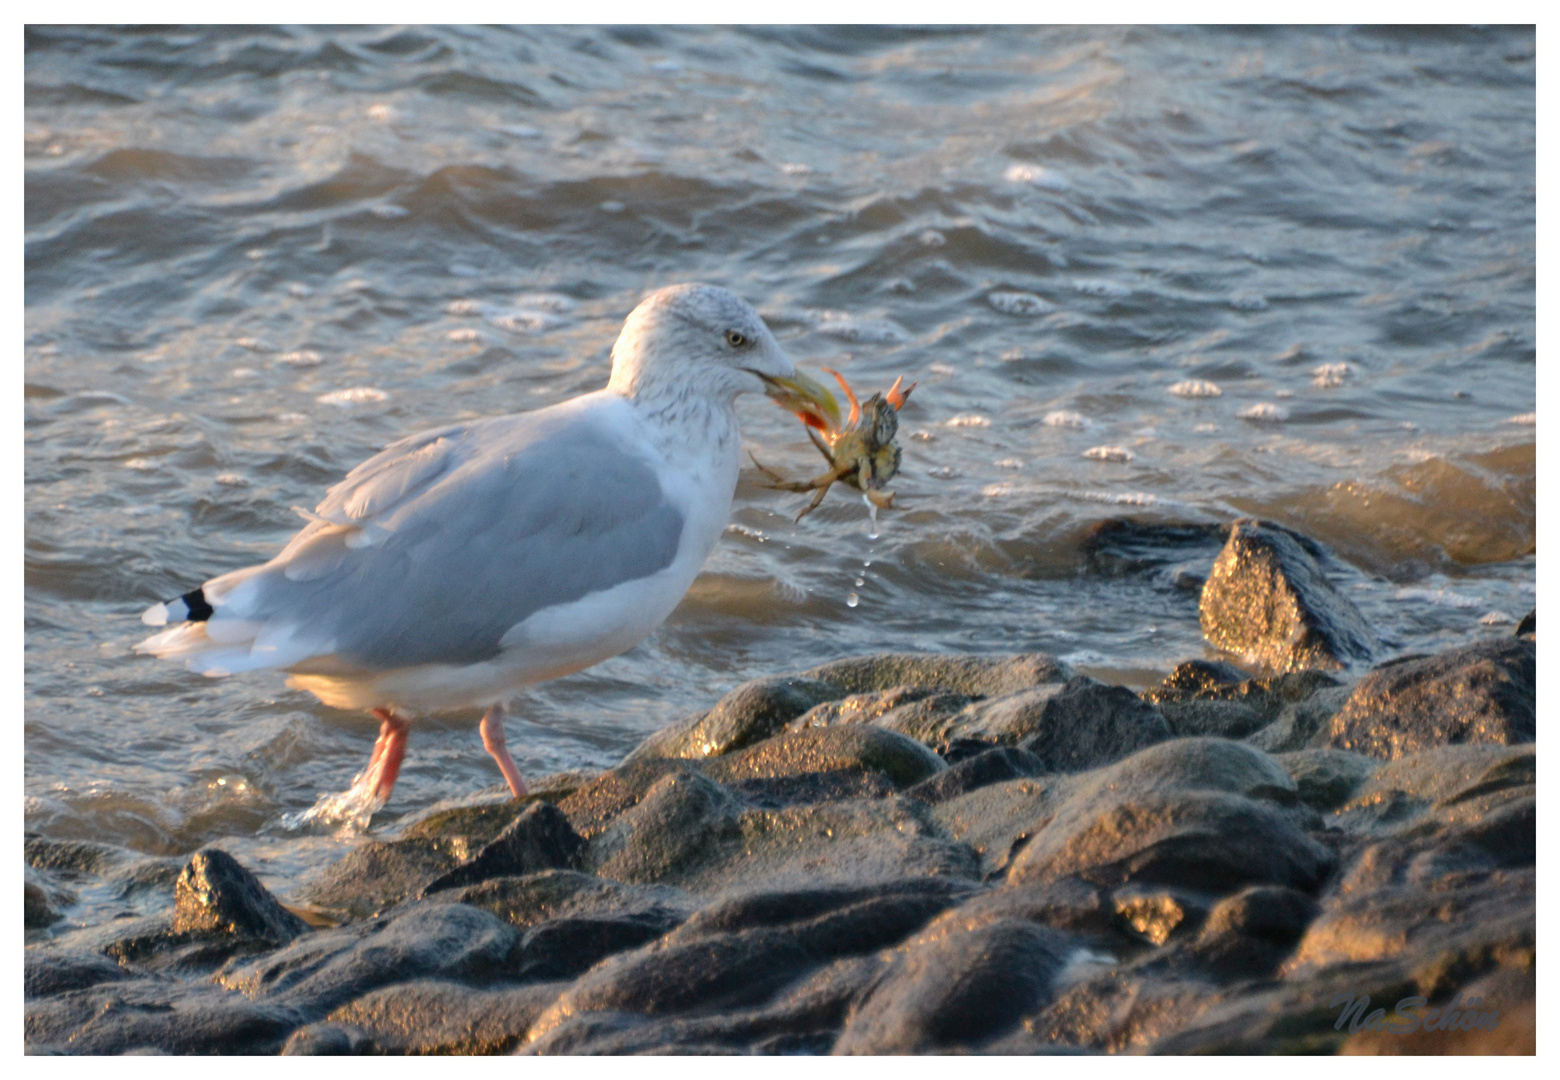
left=25, top=25, right=1534, bottom=930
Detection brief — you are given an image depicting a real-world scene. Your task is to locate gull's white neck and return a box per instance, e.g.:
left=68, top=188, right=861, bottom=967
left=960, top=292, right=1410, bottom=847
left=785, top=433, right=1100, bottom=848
left=618, top=381, right=739, bottom=467
left=607, top=331, right=741, bottom=463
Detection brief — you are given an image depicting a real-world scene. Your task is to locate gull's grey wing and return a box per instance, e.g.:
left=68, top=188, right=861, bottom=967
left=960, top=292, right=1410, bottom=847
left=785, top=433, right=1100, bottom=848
left=251, top=411, right=685, bottom=670
left=313, top=421, right=471, bottom=526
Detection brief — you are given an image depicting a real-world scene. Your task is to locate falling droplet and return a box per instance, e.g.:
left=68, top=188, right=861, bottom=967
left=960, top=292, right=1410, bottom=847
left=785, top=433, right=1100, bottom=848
left=846, top=592, right=860, bottom=608
left=865, top=496, right=880, bottom=540
left=854, top=577, right=865, bottom=587
left=863, top=559, right=872, bottom=568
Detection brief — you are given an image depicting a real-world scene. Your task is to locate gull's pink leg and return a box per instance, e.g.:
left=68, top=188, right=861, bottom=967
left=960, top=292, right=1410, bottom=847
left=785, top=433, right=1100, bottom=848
left=480, top=704, right=528, bottom=798
left=364, top=708, right=411, bottom=803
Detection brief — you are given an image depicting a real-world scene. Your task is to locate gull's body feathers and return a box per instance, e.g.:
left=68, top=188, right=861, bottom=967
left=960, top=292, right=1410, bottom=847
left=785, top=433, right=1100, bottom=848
left=136, top=283, right=789, bottom=716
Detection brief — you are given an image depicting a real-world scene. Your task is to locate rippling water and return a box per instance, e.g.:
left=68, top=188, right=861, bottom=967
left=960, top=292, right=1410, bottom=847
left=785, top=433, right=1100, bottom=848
left=25, top=25, right=1535, bottom=929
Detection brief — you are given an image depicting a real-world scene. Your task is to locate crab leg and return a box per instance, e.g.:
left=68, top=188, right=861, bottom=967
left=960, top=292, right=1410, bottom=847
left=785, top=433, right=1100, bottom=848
left=749, top=451, right=850, bottom=494
left=822, top=368, right=861, bottom=429
left=793, top=483, right=834, bottom=523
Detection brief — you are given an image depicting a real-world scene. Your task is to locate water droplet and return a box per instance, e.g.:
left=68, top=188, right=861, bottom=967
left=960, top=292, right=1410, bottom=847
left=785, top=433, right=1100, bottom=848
left=866, top=497, right=880, bottom=539
left=863, top=559, right=872, bottom=567
left=846, top=592, right=860, bottom=608
left=854, top=577, right=865, bottom=587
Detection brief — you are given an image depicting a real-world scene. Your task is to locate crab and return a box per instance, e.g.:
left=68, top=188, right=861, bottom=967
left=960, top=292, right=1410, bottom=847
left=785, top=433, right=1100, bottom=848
left=753, top=368, right=917, bottom=522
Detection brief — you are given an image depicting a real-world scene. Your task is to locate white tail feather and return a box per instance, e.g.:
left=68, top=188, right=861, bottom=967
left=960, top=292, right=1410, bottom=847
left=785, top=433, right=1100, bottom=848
left=134, top=614, right=324, bottom=677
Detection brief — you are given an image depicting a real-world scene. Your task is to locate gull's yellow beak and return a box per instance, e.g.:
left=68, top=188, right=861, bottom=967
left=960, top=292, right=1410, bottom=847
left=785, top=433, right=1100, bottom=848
left=760, top=368, right=843, bottom=433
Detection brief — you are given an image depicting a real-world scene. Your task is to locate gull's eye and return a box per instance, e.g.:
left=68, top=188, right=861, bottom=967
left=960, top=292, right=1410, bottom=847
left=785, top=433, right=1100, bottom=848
left=725, top=330, right=748, bottom=348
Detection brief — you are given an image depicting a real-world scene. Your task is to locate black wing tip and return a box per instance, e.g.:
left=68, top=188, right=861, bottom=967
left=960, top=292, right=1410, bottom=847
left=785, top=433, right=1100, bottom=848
left=180, top=588, right=214, bottom=621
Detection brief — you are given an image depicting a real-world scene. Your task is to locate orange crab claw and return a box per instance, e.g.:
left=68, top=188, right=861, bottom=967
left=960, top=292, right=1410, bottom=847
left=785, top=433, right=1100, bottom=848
left=822, top=368, right=860, bottom=429
left=885, top=375, right=917, bottom=411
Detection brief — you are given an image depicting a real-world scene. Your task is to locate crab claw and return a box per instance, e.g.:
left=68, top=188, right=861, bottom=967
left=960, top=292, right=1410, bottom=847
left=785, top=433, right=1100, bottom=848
left=760, top=369, right=842, bottom=432
left=822, top=368, right=860, bottom=429
left=885, top=375, right=917, bottom=411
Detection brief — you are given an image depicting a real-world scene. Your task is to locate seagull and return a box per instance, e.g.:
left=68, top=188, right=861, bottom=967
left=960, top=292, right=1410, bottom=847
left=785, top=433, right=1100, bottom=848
left=135, top=283, right=830, bottom=821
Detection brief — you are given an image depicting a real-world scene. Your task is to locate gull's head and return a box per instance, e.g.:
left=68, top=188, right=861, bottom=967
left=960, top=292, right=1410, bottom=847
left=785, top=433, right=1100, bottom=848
left=608, top=283, right=797, bottom=404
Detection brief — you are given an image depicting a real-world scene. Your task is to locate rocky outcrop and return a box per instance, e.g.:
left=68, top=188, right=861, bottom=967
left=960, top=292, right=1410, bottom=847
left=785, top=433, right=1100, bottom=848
left=1324, top=638, right=1536, bottom=758
left=25, top=638, right=1535, bottom=1055
left=1199, top=519, right=1384, bottom=672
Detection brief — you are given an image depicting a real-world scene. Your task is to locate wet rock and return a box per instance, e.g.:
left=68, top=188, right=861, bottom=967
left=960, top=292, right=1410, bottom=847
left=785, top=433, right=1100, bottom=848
left=1514, top=608, right=1534, bottom=637
left=25, top=870, right=70, bottom=929
left=421, top=801, right=585, bottom=895
left=109, top=856, right=185, bottom=900
left=1347, top=743, right=1534, bottom=815
left=833, top=918, right=1076, bottom=1052
left=398, top=799, right=529, bottom=848
left=526, top=926, right=818, bottom=1036
left=702, top=795, right=977, bottom=894
left=1182, top=885, right=1318, bottom=977
left=1330, top=778, right=1535, bottom=892
left=868, top=693, right=985, bottom=744
left=449, top=869, right=694, bottom=931
left=173, top=849, right=310, bottom=945
left=940, top=874, right=1115, bottom=940
left=25, top=949, right=136, bottom=999
left=1292, top=865, right=1533, bottom=978
left=1111, top=884, right=1213, bottom=947
left=700, top=726, right=946, bottom=789
left=1246, top=684, right=1353, bottom=752
left=673, top=878, right=974, bottom=949
left=929, top=776, right=1076, bottom=878
left=522, top=954, right=886, bottom=1053
left=584, top=770, right=745, bottom=886
left=1157, top=698, right=1268, bottom=738
left=521, top=1010, right=669, bottom=1054
left=904, top=746, right=1047, bottom=805
left=515, top=914, right=675, bottom=980
left=725, top=768, right=896, bottom=808
left=1008, top=788, right=1332, bottom=894
left=1002, top=740, right=1327, bottom=895
left=800, top=651, right=1072, bottom=697
left=1140, top=960, right=1417, bottom=1053
left=1020, top=960, right=1241, bottom=1053
left=24, top=834, right=118, bottom=875
left=961, top=678, right=1171, bottom=771
left=49, top=851, right=311, bottom=974
left=555, top=758, right=704, bottom=839
left=750, top=800, right=977, bottom=891
left=321, top=979, right=566, bottom=1054
left=1143, top=658, right=1250, bottom=698
left=628, top=676, right=846, bottom=762
left=1324, top=638, right=1535, bottom=758
left=855, top=679, right=1169, bottom=768
left=216, top=902, right=519, bottom=1018
left=1146, top=660, right=1343, bottom=727
left=574, top=757, right=979, bottom=894
left=279, top=1022, right=369, bottom=1055
left=25, top=976, right=302, bottom=1054
left=1199, top=518, right=1383, bottom=671
left=786, top=685, right=952, bottom=730
left=1338, top=963, right=1535, bottom=1055
left=1272, top=749, right=1378, bottom=810
left=936, top=736, right=1004, bottom=765
left=1065, top=735, right=1302, bottom=804
left=293, top=837, right=463, bottom=921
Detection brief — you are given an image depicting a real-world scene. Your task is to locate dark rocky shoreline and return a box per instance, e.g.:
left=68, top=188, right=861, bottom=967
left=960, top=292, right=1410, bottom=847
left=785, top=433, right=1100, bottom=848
left=26, top=518, right=1536, bottom=1054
